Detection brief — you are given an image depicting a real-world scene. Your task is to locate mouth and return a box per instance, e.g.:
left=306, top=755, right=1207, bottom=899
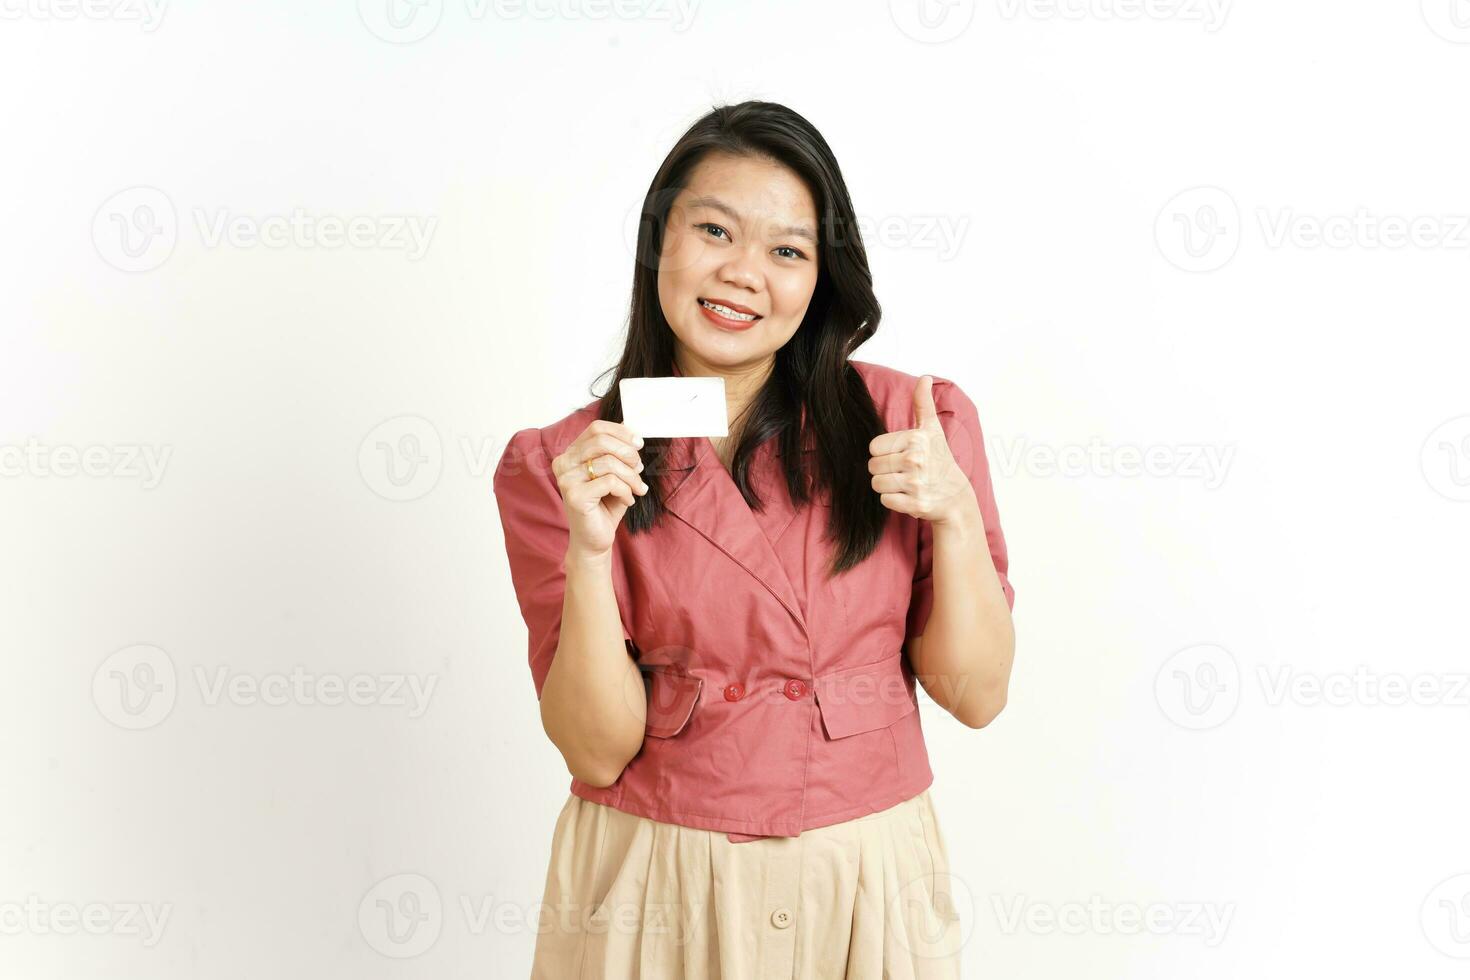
left=697, top=297, right=763, bottom=327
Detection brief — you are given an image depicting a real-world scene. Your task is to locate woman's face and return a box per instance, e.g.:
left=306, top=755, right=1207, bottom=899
left=657, top=152, right=820, bottom=374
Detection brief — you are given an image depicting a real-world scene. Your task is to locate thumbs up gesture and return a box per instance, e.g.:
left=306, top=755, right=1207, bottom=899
left=867, top=375, right=974, bottom=524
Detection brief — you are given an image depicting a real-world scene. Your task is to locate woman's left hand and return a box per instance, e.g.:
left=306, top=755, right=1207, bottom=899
left=867, top=375, right=977, bottom=525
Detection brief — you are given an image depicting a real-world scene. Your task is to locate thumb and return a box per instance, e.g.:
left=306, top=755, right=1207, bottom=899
left=912, top=375, right=941, bottom=431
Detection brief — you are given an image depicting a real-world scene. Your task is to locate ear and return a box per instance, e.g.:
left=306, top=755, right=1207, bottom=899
left=912, top=375, right=940, bottom=431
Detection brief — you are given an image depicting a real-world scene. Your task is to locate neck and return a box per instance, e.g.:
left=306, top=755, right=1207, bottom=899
left=674, top=351, right=774, bottom=437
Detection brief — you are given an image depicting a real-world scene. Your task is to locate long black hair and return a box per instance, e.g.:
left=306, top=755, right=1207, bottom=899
left=596, top=100, right=887, bottom=577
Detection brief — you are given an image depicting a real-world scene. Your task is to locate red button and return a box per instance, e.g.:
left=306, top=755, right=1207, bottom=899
left=723, top=683, right=744, bottom=702
left=783, top=679, right=807, bottom=700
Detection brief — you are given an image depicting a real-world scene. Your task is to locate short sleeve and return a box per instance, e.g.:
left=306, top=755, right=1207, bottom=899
left=905, top=377, right=1015, bottom=643
left=492, top=426, right=633, bottom=700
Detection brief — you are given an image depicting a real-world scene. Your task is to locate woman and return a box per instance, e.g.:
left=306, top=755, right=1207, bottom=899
left=493, top=100, right=1016, bottom=978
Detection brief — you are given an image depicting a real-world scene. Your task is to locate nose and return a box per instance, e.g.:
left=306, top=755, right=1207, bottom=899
left=716, top=248, right=762, bottom=293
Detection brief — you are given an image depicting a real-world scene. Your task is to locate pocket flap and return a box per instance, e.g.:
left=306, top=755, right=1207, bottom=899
left=642, top=667, right=702, bottom=738
left=814, top=653, right=917, bottom=739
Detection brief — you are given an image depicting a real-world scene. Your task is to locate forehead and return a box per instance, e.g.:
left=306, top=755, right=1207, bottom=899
left=678, top=152, right=818, bottom=225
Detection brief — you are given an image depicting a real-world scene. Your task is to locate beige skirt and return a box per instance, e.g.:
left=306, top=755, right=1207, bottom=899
left=529, top=787, right=964, bottom=979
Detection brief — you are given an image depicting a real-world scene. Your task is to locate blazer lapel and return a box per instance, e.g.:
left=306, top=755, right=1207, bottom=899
left=659, top=433, right=809, bottom=638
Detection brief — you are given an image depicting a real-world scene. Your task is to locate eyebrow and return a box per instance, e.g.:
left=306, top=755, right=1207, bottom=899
left=682, top=194, right=818, bottom=246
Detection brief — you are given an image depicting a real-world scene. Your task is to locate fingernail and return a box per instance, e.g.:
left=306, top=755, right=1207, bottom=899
left=634, top=436, right=644, bottom=448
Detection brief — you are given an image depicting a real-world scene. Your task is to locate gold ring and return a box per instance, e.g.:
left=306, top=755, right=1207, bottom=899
left=586, top=459, right=597, bottom=480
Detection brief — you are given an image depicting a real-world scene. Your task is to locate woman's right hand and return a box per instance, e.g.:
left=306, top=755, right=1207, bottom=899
left=552, top=419, right=647, bottom=559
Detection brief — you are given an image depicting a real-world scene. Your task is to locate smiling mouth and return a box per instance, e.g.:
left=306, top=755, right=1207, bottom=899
left=697, top=298, right=762, bottom=322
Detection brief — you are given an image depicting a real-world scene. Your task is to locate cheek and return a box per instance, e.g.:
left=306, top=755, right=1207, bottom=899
left=770, top=271, right=818, bottom=321
left=656, top=240, right=696, bottom=319
left=659, top=227, right=713, bottom=282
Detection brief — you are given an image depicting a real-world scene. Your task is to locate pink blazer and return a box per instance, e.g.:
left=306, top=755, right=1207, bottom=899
left=492, top=359, right=1014, bottom=842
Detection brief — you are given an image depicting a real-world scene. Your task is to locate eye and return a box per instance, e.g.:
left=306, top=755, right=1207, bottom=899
left=696, top=223, right=730, bottom=241
left=774, top=246, right=808, bottom=260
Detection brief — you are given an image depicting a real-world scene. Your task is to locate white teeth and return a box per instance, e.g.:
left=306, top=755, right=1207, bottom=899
left=700, top=299, right=758, bottom=321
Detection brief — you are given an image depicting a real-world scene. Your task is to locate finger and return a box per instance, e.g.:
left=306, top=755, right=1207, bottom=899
left=585, top=453, right=648, bottom=496
left=591, top=418, right=645, bottom=450
left=912, top=375, right=941, bottom=431
left=574, top=470, right=636, bottom=509
left=868, top=429, right=918, bottom=458
left=877, top=490, right=919, bottom=516
left=571, top=433, right=643, bottom=474
left=867, top=453, right=911, bottom=476
left=592, top=472, right=635, bottom=509
left=870, top=472, right=912, bottom=495
left=558, top=455, right=645, bottom=505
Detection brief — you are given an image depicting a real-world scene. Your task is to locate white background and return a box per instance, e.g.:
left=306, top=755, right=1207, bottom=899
left=3, top=1, right=1469, bottom=977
